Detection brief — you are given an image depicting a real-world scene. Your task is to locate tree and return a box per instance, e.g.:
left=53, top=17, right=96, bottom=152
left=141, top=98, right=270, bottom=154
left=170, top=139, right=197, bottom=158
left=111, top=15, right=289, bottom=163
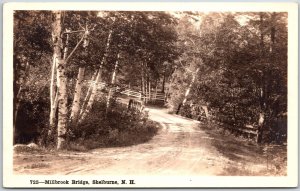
left=13, top=11, right=52, bottom=144
left=169, top=12, right=287, bottom=143
left=51, top=11, right=68, bottom=149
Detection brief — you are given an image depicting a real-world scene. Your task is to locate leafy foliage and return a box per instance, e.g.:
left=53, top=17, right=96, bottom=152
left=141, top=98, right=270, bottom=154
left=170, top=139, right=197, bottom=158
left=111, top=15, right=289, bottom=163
left=68, top=98, right=158, bottom=149
left=13, top=11, right=287, bottom=146
left=168, top=12, right=287, bottom=143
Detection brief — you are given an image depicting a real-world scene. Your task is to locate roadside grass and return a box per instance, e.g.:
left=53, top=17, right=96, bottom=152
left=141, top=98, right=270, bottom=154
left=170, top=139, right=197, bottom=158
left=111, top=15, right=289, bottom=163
left=199, top=122, right=287, bottom=176
left=32, top=99, right=161, bottom=152
left=66, top=99, right=161, bottom=151
left=68, top=120, right=160, bottom=151
left=24, top=162, right=50, bottom=169
left=145, top=100, right=166, bottom=108
left=14, top=144, right=46, bottom=154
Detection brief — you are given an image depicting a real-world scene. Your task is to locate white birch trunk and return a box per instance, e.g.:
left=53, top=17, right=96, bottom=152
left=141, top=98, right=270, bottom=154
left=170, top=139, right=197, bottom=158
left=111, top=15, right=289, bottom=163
left=182, top=68, right=199, bottom=106
left=141, top=68, right=145, bottom=101
left=78, top=29, right=113, bottom=122
left=53, top=11, right=67, bottom=150
left=149, top=80, right=151, bottom=101
left=154, top=83, right=158, bottom=100
left=144, top=65, right=148, bottom=103
left=106, top=53, right=120, bottom=114
left=79, top=70, right=97, bottom=117
left=70, top=67, right=85, bottom=124
left=78, top=66, right=102, bottom=123
left=49, top=55, right=57, bottom=129
left=57, top=59, right=68, bottom=149
left=49, top=30, right=69, bottom=134
left=63, top=32, right=69, bottom=60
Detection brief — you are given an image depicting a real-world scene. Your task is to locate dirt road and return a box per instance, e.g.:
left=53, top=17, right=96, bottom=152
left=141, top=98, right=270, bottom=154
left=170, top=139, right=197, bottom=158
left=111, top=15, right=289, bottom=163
left=14, top=107, right=285, bottom=175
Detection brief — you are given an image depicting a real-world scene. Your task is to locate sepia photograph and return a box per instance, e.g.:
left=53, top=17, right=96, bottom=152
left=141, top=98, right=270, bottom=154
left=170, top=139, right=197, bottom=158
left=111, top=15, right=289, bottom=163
left=2, top=2, right=298, bottom=188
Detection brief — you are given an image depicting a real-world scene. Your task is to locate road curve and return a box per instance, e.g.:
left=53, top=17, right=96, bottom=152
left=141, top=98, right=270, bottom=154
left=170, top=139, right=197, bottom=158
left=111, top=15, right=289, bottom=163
left=14, top=107, right=228, bottom=175
left=63, top=107, right=227, bottom=175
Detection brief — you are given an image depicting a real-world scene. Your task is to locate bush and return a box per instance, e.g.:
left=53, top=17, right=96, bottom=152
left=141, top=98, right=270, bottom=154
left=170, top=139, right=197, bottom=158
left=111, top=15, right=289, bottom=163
left=68, top=99, right=159, bottom=150
left=15, top=99, right=49, bottom=144
left=145, top=100, right=165, bottom=107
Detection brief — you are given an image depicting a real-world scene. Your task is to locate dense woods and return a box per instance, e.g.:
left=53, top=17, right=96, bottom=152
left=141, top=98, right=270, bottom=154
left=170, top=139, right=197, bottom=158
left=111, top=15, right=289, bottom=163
left=13, top=11, right=287, bottom=150
left=168, top=12, right=287, bottom=144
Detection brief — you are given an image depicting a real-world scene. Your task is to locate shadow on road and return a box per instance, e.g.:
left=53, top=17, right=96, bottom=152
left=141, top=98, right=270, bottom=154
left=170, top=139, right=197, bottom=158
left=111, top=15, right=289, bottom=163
left=199, top=123, right=287, bottom=176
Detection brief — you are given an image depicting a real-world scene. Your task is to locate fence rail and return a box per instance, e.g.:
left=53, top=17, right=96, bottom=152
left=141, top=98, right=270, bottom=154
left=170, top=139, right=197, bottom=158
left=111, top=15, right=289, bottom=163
left=85, top=80, right=166, bottom=102
left=211, top=119, right=258, bottom=138
left=127, top=99, right=145, bottom=112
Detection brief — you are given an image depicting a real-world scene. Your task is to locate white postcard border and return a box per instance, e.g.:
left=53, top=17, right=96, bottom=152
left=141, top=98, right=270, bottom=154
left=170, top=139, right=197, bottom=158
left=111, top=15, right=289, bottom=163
left=2, top=2, right=298, bottom=188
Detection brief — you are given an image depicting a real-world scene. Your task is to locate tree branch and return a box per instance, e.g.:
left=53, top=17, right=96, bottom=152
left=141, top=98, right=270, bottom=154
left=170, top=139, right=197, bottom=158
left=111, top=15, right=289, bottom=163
left=63, top=30, right=85, bottom=34
left=65, top=34, right=85, bottom=63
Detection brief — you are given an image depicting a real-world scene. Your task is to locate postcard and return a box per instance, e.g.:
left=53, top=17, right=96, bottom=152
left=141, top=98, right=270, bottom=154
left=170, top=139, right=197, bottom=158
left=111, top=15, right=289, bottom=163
left=2, top=2, right=298, bottom=188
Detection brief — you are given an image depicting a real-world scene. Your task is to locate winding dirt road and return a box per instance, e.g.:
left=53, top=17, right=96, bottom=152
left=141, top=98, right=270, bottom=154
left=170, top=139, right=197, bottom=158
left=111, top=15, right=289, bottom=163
left=15, top=107, right=283, bottom=176
left=14, top=107, right=229, bottom=175
left=62, top=107, right=228, bottom=175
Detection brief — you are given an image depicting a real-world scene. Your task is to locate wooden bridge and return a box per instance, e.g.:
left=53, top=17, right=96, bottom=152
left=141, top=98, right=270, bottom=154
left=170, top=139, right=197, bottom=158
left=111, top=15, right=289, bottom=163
left=86, top=80, right=260, bottom=141
left=86, top=80, right=166, bottom=112
left=87, top=80, right=166, bottom=103
left=121, top=89, right=165, bottom=102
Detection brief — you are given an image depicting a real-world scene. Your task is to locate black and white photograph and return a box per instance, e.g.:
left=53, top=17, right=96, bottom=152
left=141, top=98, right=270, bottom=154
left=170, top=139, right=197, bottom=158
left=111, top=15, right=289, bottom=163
left=2, top=2, right=298, bottom=188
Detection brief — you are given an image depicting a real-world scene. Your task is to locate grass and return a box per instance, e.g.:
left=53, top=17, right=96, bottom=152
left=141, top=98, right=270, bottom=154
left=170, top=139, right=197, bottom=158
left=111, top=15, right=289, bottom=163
left=24, top=162, right=50, bottom=169
left=200, top=122, right=287, bottom=176
left=68, top=120, right=160, bottom=151
left=14, top=144, right=44, bottom=154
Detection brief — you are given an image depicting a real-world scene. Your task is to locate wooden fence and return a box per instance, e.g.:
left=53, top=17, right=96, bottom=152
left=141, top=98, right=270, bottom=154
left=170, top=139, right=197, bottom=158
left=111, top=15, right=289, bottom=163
left=127, top=99, right=145, bottom=112
left=86, top=80, right=166, bottom=103
left=190, top=105, right=258, bottom=140
left=210, top=118, right=258, bottom=140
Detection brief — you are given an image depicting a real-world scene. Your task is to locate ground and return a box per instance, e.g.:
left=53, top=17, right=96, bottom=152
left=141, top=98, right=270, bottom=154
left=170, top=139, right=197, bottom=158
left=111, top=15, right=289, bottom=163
left=13, top=107, right=287, bottom=176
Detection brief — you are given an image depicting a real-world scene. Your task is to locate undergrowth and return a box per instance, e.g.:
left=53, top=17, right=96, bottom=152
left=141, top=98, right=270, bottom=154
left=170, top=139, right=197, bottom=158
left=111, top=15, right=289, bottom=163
left=67, top=100, right=160, bottom=151
left=200, top=122, right=287, bottom=176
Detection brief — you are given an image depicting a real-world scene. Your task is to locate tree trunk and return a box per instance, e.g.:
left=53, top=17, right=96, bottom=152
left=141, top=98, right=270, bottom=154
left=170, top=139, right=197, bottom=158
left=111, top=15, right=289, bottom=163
left=145, top=64, right=149, bottom=103
left=182, top=68, right=199, bottom=106
left=49, top=55, right=57, bottom=130
left=177, top=68, right=199, bottom=114
left=79, top=70, right=97, bottom=117
left=70, top=67, right=85, bottom=124
left=148, top=78, right=151, bottom=101
left=57, top=60, right=68, bottom=150
left=145, top=74, right=148, bottom=103
left=161, top=66, right=167, bottom=93
left=176, top=103, right=182, bottom=115
left=106, top=53, right=120, bottom=114
left=259, top=13, right=265, bottom=57
left=154, top=81, right=158, bottom=100
left=50, top=31, right=69, bottom=133
left=256, top=112, right=265, bottom=143
left=14, top=61, right=30, bottom=143
left=63, top=32, right=69, bottom=60
left=165, top=68, right=176, bottom=103
left=141, top=64, right=145, bottom=101
left=78, top=29, right=113, bottom=122
left=79, top=66, right=103, bottom=123
left=201, top=106, right=210, bottom=119
left=256, top=13, right=267, bottom=144
left=53, top=11, right=67, bottom=150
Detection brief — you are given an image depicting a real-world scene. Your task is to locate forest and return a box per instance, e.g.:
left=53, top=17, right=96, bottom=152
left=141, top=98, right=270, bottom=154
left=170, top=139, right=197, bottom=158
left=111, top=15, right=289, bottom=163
left=13, top=11, right=287, bottom=150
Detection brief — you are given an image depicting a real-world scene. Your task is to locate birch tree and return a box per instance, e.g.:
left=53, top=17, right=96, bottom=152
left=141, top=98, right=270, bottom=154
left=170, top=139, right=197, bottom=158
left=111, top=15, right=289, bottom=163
left=52, top=11, right=69, bottom=149
left=78, top=28, right=113, bottom=122
left=106, top=53, right=120, bottom=114
left=69, top=67, right=85, bottom=124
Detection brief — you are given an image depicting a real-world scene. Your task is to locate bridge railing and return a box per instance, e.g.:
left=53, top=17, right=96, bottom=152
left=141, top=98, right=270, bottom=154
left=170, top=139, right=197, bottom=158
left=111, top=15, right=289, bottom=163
left=210, top=117, right=258, bottom=139
left=84, top=80, right=166, bottom=106
left=127, top=99, right=145, bottom=112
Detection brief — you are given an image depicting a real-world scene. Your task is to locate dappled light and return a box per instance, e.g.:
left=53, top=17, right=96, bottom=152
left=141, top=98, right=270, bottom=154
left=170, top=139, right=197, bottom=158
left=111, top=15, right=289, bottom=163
left=13, top=10, right=287, bottom=177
